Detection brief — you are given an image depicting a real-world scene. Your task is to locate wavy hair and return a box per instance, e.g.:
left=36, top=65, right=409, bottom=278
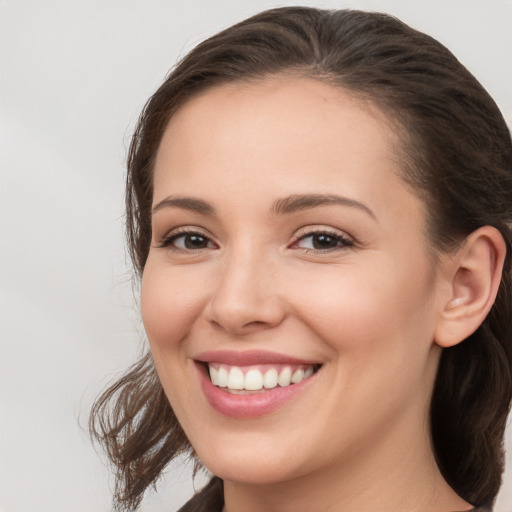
left=90, top=7, right=512, bottom=511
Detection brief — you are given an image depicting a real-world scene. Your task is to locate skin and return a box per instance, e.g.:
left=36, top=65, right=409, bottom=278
left=141, top=77, right=475, bottom=511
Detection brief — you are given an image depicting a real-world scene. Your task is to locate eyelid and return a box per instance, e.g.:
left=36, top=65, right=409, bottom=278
left=155, top=224, right=355, bottom=253
left=157, top=226, right=218, bottom=251
left=289, top=226, right=355, bottom=251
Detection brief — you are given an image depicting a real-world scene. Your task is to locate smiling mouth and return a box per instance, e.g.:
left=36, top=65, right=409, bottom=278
left=204, top=363, right=322, bottom=395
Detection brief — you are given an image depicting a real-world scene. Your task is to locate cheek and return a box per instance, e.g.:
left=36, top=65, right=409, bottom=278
left=287, top=258, right=436, bottom=359
left=141, top=261, right=206, bottom=350
left=140, top=261, right=209, bottom=419
left=292, top=261, right=439, bottom=422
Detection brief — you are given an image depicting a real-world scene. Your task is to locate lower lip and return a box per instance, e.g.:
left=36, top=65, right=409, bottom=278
left=196, top=363, right=318, bottom=419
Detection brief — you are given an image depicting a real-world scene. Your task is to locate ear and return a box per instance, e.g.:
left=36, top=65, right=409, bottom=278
left=434, top=226, right=506, bottom=348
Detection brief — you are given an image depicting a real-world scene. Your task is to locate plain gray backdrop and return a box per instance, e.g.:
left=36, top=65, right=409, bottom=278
left=1, top=1, right=511, bottom=511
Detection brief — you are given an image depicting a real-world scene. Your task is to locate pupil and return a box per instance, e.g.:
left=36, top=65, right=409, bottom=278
left=313, top=234, right=337, bottom=249
left=185, top=234, right=207, bottom=249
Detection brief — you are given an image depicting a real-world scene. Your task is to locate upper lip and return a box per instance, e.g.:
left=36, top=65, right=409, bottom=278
left=195, top=350, right=321, bottom=366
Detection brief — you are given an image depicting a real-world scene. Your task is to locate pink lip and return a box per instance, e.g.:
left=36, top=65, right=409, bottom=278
left=195, top=350, right=319, bottom=366
left=194, top=351, right=321, bottom=419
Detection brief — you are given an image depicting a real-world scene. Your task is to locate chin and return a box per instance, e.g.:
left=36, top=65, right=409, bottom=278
left=190, top=431, right=309, bottom=485
left=202, top=456, right=300, bottom=486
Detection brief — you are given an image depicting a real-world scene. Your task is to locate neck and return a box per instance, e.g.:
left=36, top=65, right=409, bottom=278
left=222, top=416, right=472, bottom=512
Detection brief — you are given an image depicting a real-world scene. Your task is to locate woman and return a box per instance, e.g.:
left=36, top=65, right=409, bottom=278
left=90, top=7, right=512, bottom=512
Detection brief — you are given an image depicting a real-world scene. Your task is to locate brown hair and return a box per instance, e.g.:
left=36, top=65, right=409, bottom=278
left=90, top=7, right=512, bottom=511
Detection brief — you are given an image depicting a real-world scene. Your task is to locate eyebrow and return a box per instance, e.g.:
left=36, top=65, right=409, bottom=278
left=271, top=194, right=377, bottom=220
left=151, top=193, right=376, bottom=221
left=152, top=196, right=216, bottom=216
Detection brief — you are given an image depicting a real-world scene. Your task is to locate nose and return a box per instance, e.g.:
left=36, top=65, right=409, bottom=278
left=205, top=249, right=286, bottom=336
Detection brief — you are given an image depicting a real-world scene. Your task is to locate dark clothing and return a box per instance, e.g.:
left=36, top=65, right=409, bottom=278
left=178, top=477, right=224, bottom=512
left=178, top=477, right=491, bottom=512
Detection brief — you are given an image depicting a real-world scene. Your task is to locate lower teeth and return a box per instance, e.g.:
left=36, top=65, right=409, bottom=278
left=223, top=388, right=271, bottom=395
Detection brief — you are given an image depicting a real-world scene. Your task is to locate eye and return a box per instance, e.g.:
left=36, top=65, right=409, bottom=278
left=291, top=230, right=354, bottom=252
left=159, top=230, right=217, bottom=252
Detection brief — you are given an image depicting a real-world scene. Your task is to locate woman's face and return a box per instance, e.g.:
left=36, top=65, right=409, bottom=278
left=142, top=77, right=448, bottom=485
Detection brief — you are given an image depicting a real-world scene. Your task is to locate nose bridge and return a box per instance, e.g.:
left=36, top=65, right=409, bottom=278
left=207, top=240, right=284, bottom=333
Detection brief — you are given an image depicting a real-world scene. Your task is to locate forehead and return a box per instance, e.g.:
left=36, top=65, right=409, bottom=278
left=158, top=76, right=397, bottom=151
left=152, top=77, right=426, bottom=237
left=154, top=77, right=400, bottom=187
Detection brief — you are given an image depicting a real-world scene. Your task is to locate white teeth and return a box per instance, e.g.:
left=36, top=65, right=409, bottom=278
left=291, top=368, right=304, bottom=384
left=244, top=369, right=264, bottom=390
left=277, top=367, right=292, bottom=387
left=208, top=364, right=317, bottom=390
left=209, top=366, right=219, bottom=385
left=227, top=367, right=245, bottom=389
left=263, top=368, right=278, bottom=389
left=217, top=366, right=229, bottom=388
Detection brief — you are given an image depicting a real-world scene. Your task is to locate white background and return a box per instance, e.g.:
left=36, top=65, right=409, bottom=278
left=1, top=1, right=511, bottom=511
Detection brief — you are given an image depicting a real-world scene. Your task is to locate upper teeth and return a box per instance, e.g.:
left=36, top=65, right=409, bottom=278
left=208, top=364, right=314, bottom=391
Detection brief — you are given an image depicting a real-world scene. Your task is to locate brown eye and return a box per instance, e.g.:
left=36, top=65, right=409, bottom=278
left=161, top=231, right=216, bottom=251
left=310, top=233, right=340, bottom=249
left=181, top=233, right=210, bottom=249
left=294, top=231, right=354, bottom=251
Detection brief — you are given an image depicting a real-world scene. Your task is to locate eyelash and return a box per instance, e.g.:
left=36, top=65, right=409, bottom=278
left=158, top=228, right=215, bottom=252
left=158, top=227, right=354, bottom=254
left=291, top=229, right=354, bottom=252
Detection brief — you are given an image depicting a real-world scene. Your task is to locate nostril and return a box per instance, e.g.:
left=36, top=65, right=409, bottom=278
left=209, top=317, right=277, bottom=335
left=244, top=320, right=266, bottom=327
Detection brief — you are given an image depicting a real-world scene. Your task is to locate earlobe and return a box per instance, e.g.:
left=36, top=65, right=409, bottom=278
left=434, top=226, right=506, bottom=348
